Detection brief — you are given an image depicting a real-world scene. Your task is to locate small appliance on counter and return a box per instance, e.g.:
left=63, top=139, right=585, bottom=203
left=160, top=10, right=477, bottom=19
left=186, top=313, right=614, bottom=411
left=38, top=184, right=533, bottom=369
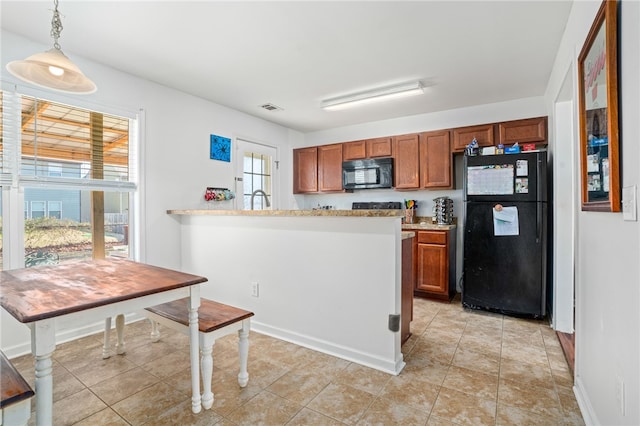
left=432, top=197, right=454, bottom=224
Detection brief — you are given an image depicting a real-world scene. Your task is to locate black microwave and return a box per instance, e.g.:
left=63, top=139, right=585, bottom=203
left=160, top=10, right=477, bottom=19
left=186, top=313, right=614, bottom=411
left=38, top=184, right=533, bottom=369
left=342, top=157, right=394, bottom=190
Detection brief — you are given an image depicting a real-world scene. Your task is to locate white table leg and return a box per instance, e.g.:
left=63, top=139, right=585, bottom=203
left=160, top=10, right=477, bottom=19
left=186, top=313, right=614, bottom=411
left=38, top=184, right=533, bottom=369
left=188, top=288, right=202, bottom=414
left=149, top=319, right=161, bottom=342
left=31, top=320, right=56, bottom=426
left=237, top=319, right=250, bottom=387
left=102, top=317, right=112, bottom=359
left=200, top=334, right=214, bottom=410
left=115, top=314, right=126, bottom=355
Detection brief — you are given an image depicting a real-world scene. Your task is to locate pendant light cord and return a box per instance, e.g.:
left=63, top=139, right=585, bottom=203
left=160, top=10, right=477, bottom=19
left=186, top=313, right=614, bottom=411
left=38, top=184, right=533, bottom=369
left=50, top=0, right=63, bottom=51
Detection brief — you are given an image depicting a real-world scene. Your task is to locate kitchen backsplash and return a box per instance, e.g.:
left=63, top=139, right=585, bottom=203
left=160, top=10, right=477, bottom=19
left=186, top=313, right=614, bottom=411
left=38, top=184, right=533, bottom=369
left=295, top=188, right=463, bottom=219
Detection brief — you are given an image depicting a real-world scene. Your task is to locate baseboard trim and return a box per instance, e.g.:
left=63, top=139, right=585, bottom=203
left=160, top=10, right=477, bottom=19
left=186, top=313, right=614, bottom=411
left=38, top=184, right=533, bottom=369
left=574, top=376, right=598, bottom=425
left=252, top=321, right=405, bottom=375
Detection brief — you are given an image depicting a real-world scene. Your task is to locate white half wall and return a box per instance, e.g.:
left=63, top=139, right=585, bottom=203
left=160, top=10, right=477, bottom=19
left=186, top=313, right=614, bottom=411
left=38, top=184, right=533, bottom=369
left=173, top=214, right=406, bottom=375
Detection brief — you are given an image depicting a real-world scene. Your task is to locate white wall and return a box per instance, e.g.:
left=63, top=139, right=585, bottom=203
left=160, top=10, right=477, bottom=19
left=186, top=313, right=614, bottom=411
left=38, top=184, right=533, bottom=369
left=0, top=30, right=302, bottom=356
left=544, top=1, right=640, bottom=425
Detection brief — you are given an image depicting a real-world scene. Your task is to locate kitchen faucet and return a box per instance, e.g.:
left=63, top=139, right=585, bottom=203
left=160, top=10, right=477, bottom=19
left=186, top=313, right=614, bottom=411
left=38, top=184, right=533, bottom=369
left=250, top=189, right=271, bottom=210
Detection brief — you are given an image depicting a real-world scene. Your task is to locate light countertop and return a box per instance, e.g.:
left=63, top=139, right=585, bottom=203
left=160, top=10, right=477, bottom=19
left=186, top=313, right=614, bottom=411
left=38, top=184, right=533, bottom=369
left=402, top=223, right=457, bottom=231
left=167, top=209, right=403, bottom=217
left=167, top=209, right=456, bottom=231
left=402, top=215, right=457, bottom=231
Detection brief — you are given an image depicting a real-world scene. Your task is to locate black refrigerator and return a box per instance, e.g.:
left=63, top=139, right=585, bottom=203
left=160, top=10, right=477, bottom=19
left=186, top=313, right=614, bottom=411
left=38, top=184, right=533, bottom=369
left=462, top=151, right=548, bottom=318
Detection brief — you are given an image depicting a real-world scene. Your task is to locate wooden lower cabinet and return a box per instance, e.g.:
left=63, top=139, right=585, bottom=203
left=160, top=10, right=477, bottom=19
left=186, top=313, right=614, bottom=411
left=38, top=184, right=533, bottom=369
left=414, top=229, right=457, bottom=301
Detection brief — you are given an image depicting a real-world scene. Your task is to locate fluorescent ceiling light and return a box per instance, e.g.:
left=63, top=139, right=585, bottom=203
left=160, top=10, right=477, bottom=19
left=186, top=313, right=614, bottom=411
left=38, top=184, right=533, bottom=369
left=321, top=81, right=424, bottom=111
left=6, top=0, right=97, bottom=94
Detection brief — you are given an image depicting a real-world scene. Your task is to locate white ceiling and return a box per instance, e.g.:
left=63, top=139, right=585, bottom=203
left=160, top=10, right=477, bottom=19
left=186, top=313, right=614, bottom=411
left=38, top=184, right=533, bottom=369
left=1, top=1, right=573, bottom=133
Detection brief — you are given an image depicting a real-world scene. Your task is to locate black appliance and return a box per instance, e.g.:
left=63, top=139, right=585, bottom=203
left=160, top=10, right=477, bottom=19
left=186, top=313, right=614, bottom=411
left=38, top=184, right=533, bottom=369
left=352, top=201, right=402, bottom=210
left=343, top=158, right=393, bottom=190
left=462, top=151, right=548, bottom=318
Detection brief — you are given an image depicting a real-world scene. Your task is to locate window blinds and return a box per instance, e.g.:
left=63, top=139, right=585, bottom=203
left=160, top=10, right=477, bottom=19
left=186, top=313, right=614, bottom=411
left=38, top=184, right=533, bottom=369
left=1, top=91, right=137, bottom=192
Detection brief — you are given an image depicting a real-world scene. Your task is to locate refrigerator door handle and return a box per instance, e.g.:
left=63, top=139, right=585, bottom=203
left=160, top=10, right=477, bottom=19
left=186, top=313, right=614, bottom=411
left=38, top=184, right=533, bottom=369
left=536, top=202, right=542, bottom=244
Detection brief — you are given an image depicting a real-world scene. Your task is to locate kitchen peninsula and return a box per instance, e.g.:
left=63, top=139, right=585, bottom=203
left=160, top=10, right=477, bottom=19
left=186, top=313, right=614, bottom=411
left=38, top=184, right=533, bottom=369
left=168, top=208, right=411, bottom=374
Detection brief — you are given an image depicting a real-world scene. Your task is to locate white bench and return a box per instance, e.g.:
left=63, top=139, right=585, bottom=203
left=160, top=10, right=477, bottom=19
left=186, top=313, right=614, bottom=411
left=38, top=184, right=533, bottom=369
left=145, top=298, right=254, bottom=410
left=1, top=350, right=34, bottom=426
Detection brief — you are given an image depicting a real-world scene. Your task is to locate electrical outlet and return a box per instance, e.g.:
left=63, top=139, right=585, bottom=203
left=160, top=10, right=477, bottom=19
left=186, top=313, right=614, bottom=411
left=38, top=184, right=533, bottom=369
left=251, top=282, right=259, bottom=297
left=616, top=376, right=625, bottom=415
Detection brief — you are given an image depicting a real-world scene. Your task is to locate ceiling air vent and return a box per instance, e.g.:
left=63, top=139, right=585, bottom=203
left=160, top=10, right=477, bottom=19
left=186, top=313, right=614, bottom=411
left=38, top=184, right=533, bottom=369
left=260, top=103, right=283, bottom=112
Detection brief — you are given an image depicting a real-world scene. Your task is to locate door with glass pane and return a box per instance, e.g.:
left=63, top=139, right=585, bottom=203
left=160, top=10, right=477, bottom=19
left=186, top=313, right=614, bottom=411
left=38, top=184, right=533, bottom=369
left=235, top=139, right=277, bottom=210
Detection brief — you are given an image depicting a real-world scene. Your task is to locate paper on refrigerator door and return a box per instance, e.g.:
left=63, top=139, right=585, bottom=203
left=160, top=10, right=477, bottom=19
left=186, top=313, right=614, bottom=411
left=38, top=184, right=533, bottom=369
left=493, top=206, right=519, bottom=236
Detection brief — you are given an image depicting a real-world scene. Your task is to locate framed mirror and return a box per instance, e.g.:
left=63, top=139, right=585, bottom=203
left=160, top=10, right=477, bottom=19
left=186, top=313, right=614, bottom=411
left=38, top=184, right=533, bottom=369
left=578, top=0, right=620, bottom=212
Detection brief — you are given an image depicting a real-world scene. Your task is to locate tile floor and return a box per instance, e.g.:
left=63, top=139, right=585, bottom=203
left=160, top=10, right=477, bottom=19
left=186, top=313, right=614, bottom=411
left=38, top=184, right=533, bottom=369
left=11, top=297, right=585, bottom=425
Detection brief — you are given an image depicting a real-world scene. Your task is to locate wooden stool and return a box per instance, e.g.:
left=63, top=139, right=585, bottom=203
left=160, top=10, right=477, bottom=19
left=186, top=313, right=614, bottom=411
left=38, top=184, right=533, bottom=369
left=1, top=351, right=35, bottom=426
left=145, top=298, right=254, bottom=410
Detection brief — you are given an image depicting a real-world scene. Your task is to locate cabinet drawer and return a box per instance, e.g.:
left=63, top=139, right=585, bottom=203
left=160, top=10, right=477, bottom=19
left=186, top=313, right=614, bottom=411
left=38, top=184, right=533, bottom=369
left=417, top=231, right=447, bottom=245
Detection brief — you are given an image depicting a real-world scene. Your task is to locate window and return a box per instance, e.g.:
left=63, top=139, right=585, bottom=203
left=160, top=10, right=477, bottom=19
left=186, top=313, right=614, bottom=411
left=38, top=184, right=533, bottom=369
left=236, top=139, right=277, bottom=210
left=47, top=201, right=62, bottom=219
left=243, top=152, right=272, bottom=210
left=0, top=90, right=138, bottom=268
left=48, top=163, right=62, bottom=177
left=30, top=201, right=45, bottom=218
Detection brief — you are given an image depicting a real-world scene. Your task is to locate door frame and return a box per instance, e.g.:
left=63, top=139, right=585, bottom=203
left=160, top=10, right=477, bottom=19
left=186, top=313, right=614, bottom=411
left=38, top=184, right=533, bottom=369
left=551, top=63, right=577, bottom=334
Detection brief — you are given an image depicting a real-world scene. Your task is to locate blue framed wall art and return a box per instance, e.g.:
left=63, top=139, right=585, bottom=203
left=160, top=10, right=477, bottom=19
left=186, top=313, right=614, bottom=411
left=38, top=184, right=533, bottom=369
left=210, top=134, right=231, bottom=162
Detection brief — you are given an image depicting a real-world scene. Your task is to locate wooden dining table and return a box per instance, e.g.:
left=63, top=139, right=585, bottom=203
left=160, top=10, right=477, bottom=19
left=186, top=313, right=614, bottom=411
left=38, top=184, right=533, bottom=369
left=0, top=258, right=208, bottom=426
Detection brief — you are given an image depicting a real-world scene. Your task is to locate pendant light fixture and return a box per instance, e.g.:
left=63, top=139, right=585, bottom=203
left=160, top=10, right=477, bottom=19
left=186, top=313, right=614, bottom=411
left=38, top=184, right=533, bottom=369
left=6, top=0, right=97, bottom=94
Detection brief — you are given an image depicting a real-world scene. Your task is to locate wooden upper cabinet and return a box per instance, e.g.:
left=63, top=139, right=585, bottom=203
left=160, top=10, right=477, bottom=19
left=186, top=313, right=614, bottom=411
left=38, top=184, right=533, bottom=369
left=498, top=116, right=548, bottom=145
left=342, top=140, right=367, bottom=161
left=452, top=124, right=495, bottom=152
left=419, top=130, right=453, bottom=189
left=317, top=144, right=344, bottom=192
left=366, top=137, right=392, bottom=158
left=293, top=147, right=318, bottom=194
left=393, top=134, right=420, bottom=189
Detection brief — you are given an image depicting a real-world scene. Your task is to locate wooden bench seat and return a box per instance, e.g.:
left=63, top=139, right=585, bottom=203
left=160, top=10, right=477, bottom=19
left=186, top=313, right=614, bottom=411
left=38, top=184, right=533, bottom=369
left=1, top=350, right=34, bottom=426
left=145, top=298, right=254, bottom=410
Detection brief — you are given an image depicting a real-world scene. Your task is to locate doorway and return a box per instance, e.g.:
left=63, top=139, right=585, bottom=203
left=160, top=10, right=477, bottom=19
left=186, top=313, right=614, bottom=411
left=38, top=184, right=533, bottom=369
left=553, top=65, right=577, bottom=372
left=234, top=138, right=278, bottom=210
